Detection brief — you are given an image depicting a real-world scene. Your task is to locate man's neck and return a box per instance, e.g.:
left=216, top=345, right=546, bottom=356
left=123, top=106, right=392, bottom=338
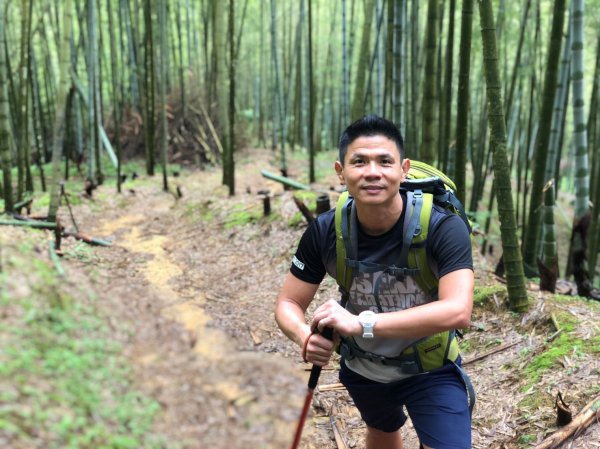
left=355, top=194, right=404, bottom=236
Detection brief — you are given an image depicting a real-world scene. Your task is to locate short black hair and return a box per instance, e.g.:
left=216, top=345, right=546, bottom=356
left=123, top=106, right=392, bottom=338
left=338, top=114, right=404, bottom=165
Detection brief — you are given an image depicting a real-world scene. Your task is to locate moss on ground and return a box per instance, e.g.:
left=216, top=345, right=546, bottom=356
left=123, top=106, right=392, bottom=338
left=517, top=294, right=600, bottom=413
left=473, top=285, right=507, bottom=306
left=0, top=233, right=169, bottom=449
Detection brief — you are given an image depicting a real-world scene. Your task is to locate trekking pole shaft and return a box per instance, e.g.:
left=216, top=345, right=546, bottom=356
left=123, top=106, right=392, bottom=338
left=289, top=388, right=314, bottom=449
left=289, top=327, right=334, bottom=449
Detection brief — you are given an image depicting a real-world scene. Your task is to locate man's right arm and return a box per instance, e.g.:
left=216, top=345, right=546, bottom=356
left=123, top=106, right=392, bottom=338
left=275, top=273, right=337, bottom=366
left=275, top=273, right=319, bottom=348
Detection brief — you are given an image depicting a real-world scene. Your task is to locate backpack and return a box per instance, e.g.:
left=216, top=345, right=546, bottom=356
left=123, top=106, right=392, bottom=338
left=334, top=160, right=475, bottom=410
left=335, top=159, right=471, bottom=300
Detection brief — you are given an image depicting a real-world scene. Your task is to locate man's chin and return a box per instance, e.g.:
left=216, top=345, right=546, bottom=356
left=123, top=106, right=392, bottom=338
left=355, top=194, right=390, bottom=205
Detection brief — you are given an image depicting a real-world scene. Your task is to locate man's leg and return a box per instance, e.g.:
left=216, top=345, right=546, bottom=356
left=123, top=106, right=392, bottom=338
left=405, top=365, right=471, bottom=449
left=366, top=426, right=404, bottom=449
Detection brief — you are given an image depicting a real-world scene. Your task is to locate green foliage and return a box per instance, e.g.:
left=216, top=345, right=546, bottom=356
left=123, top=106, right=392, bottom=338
left=1, top=240, right=169, bottom=448
left=184, top=200, right=214, bottom=223
left=520, top=303, right=600, bottom=390
left=473, top=285, right=508, bottom=306
left=62, top=242, right=101, bottom=264
left=518, top=434, right=536, bottom=445
left=223, top=203, right=262, bottom=229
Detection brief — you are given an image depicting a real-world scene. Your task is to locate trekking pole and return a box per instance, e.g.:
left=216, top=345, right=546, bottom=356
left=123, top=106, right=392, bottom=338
left=289, top=327, right=333, bottom=449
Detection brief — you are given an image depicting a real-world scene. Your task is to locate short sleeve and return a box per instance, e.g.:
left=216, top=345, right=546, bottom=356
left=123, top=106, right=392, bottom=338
left=289, top=221, right=328, bottom=284
left=428, top=213, right=473, bottom=278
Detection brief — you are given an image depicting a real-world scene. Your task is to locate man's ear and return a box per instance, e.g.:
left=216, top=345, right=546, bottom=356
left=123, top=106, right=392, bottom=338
left=401, top=159, right=411, bottom=180
left=334, top=161, right=345, bottom=185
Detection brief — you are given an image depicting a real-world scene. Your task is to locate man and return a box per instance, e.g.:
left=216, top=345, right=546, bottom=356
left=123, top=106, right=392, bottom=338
left=275, top=115, right=474, bottom=449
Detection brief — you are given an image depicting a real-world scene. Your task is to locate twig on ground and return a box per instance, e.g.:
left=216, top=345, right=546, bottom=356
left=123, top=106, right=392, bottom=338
left=318, top=383, right=346, bottom=392
left=329, top=407, right=348, bottom=449
left=463, top=339, right=522, bottom=366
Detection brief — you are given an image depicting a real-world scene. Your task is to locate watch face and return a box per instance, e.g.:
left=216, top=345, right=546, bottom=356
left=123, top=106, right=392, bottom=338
left=360, top=311, right=377, bottom=325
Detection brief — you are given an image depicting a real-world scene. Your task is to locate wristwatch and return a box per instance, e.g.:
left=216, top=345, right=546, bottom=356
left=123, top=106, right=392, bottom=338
left=358, top=310, right=378, bottom=339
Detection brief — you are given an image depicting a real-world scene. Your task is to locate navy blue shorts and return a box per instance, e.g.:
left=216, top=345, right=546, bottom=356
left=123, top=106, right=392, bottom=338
left=339, top=360, right=471, bottom=449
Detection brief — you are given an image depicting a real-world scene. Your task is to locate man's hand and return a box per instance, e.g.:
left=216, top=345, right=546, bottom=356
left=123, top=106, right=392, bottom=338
left=303, top=331, right=337, bottom=366
left=310, top=299, right=362, bottom=337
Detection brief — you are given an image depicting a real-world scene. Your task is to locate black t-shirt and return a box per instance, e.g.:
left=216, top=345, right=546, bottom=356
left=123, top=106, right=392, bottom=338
left=288, top=192, right=473, bottom=382
left=290, top=192, right=473, bottom=285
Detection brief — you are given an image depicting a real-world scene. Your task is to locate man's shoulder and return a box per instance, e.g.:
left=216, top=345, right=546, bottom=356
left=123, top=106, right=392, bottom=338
left=428, top=203, right=454, bottom=230
left=311, top=207, right=336, bottom=235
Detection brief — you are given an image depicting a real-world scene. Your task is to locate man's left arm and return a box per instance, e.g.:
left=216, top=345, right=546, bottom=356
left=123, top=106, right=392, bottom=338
left=312, top=214, right=474, bottom=338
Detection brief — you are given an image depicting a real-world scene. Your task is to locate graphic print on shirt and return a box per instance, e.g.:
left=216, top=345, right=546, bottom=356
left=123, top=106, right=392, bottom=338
left=350, top=271, right=428, bottom=312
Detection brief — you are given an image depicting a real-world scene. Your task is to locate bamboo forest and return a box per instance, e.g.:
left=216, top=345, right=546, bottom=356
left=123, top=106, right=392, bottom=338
left=1, top=0, right=600, bottom=448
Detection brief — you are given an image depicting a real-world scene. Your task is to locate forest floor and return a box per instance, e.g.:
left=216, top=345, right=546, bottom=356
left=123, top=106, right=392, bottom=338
left=2, top=147, right=600, bottom=449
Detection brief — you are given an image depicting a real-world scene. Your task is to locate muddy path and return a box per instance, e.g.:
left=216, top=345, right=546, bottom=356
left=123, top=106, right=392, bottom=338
left=61, top=148, right=598, bottom=449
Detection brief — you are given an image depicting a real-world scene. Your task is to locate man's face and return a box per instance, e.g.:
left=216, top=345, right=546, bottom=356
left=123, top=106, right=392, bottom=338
left=335, top=135, right=410, bottom=206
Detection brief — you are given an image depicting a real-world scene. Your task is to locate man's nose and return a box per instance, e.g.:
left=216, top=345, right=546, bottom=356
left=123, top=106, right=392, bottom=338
left=365, top=161, right=381, bottom=177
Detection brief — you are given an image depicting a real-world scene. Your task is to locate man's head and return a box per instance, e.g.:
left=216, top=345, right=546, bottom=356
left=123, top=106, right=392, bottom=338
left=338, top=114, right=404, bottom=165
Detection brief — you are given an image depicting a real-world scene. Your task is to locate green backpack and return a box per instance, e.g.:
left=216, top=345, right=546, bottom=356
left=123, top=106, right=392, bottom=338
left=335, top=160, right=471, bottom=301
left=334, top=161, right=475, bottom=410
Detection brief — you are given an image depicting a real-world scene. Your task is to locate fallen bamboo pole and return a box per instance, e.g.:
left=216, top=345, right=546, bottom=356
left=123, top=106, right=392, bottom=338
left=0, top=219, right=57, bottom=229
left=533, top=394, right=600, bottom=449
left=0, top=220, right=111, bottom=246
left=48, top=239, right=65, bottom=276
left=260, top=170, right=311, bottom=191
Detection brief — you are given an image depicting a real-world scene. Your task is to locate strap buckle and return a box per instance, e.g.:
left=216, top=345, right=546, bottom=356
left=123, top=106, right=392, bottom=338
left=385, top=265, right=420, bottom=281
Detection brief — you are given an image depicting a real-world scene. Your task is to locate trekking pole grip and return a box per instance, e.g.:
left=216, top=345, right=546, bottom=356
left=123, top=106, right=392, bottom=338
left=307, top=327, right=333, bottom=390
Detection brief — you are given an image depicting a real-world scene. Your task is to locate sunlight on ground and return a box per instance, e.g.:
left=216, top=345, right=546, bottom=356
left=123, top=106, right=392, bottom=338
left=95, top=213, right=233, bottom=361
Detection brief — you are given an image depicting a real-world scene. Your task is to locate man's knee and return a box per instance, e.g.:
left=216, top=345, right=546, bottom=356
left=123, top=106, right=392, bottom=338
left=366, top=426, right=404, bottom=449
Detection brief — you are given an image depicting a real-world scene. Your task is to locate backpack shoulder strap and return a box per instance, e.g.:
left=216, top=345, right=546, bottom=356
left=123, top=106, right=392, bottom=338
left=401, top=190, right=438, bottom=296
left=335, top=191, right=353, bottom=296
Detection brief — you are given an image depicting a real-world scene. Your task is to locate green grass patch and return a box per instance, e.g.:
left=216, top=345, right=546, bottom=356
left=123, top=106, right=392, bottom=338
left=520, top=299, right=600, bottom=392
left=518, top=434, right=536, bottom=445
left=0, top=239, right=170, bottom=448
left=183, top=200, right=215, bottom=224
left=473, top=285, right=507, bottom=306
left=223, top=203, right=262, bottom=229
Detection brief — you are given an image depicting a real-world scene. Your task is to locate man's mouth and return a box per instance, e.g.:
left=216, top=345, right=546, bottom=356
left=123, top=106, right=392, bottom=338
left=362, top=185, right=385, bottom=193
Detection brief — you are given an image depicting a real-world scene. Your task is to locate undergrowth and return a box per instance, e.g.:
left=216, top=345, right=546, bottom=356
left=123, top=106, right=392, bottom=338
left=0, top=235, right=169, bottom=449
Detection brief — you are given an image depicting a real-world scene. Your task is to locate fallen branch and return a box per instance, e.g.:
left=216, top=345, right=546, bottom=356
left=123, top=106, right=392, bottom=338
left=533, top=394, right=600, bottom=449
left=318, top=383, right=346, bottom=392
left=329, top=408, right=348, bottom=449
left=462, top=339, right=522, bottom=366
left=293, top=196, right=315, bottom=223
left=63, top=231, right=112, bottom=247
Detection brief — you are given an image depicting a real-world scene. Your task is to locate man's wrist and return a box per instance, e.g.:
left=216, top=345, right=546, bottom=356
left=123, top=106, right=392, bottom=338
left=358, top=310, right=378, bottom=338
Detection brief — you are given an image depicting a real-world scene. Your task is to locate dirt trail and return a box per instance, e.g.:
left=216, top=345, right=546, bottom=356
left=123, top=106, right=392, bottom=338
left=63, top=148, right=599, bottom=449
left=70, top=150, right=334, bottom=449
